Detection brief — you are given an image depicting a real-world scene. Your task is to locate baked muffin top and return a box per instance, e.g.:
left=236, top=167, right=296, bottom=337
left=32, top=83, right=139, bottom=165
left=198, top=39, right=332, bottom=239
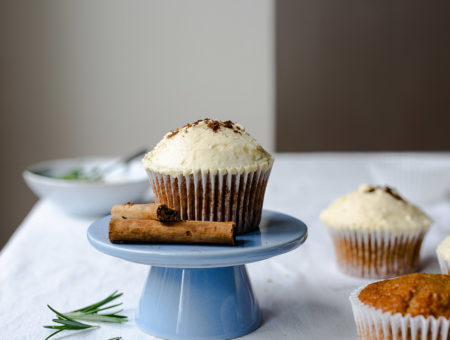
left=437, top=236, right=450, bottom=261
left=320, top=185, right=432, bottom=233
left=142, top=119, right=273, bottom=175
left=359, top=273, right=450, bottom=318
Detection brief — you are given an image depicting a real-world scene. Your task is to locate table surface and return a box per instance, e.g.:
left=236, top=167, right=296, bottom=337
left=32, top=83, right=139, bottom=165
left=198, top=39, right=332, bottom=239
left=1, top=153, right=449, bottom=340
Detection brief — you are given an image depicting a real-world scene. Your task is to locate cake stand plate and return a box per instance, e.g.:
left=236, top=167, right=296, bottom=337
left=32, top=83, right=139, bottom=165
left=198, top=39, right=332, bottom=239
left=87, top=210, right=308, bottom=340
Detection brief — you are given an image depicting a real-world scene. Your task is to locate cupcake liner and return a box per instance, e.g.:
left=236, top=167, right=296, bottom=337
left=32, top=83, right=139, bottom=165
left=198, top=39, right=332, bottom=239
left=147, top=166, right=272, bottom=234
left=368, top=154, right=450, bottom=204
left=437, top=254, right=450, bottom=275
left=327, top=228, right=425, bottom=279
left=349, top=285, right=450, bottom=340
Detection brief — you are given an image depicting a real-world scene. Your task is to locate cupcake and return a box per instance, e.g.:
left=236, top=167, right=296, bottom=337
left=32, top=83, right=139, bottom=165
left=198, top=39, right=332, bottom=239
left=320, top=185, right=432, bottom=278
left=437, top=236, right=450, bottom=274
left=350, top=273, right=450, bottom=340
left=142, top=119, right=274, bottom=234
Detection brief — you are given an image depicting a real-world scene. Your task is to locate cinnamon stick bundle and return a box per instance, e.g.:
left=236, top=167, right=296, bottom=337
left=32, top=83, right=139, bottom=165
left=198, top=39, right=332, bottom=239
left=109, top=219, right=236, bottom=246
left=111, top=202, right=177, bottom=222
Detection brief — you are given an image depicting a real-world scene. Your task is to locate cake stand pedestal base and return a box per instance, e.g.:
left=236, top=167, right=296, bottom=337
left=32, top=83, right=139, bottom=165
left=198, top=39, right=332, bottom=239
left=88, top=210, right=308, bottom=340
left=136, top=265, right=261, bottom=340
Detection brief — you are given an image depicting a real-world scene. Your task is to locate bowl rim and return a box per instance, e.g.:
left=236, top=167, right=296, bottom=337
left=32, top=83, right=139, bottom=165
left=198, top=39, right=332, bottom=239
left=23, top=156, right=149, bottom=188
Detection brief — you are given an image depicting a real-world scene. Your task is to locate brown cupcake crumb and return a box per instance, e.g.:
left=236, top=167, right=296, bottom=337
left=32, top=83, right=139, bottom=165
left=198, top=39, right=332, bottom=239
left=359, top=273, right=450, bottom=318
left=168, top=119, right=242, bottom=137
left=364, top=185, right=404, bottom=201
left=167, top=129, right=179, bottom=138
left=167, top=119, right=203, bottom=138
left=206, top=119, right=221, bottom=132
left=204, top=118, right=241, bottom=133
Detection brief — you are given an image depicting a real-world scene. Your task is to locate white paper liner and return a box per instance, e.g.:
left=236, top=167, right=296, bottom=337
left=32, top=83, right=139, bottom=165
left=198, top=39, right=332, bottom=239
left=350, top=285, right=450, bottom=340
left=368, top=154, right=450, bottom=204
left=146, top=166, right=272, bottom=234
left=437, top=254, right=450, bottom=275
left=327, top=228, right=426, bottom=279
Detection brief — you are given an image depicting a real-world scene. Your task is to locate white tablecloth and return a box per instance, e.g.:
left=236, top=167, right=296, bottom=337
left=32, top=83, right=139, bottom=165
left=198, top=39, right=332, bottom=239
left=1, top=153, right=449, bottom=340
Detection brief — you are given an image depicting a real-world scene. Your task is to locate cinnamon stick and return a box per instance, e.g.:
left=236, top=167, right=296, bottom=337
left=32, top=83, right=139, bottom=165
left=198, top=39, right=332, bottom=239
left=109, top=219, right=236, bottom=246
left=111, top=202, right=177, bottom=222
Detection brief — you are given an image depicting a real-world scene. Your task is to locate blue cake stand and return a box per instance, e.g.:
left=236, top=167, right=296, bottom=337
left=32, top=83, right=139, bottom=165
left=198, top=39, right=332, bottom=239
left=87, top=210, right=307, bottom=340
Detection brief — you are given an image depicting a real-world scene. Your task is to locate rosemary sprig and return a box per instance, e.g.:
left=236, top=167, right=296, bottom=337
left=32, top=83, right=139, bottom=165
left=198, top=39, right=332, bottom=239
left=44, top=291, right=128, bottom=339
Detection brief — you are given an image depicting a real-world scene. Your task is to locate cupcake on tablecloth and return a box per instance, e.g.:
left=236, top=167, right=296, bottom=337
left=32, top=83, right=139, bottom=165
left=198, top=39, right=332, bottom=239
left=320, top=185, right=432, bottom=278
left=437, top=236, right=450, bottom=274
left=349, top=273, right=450, bottom=340
left=142, top=119, right=274, bottom=234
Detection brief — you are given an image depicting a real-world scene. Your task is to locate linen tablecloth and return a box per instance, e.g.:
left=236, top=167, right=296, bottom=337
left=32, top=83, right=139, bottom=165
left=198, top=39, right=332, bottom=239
left=1, top=153, right=449, bottom=340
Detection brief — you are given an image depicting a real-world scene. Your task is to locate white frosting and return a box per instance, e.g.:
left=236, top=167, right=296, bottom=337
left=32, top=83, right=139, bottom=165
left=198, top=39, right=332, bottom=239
left=142, top=119, right=273, bottom=175
left=320, top=184, right=432, bottom=233
left=437, top=236, right=450, bottom=261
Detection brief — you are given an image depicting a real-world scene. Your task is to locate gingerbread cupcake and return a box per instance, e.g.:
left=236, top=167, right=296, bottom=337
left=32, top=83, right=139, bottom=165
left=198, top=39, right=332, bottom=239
left=350, top=273, right=450, bottom=340
left=437, top=236, right=450, bottom=274
left=142, top=119, right=273, bottom=234
left=320, top=185, right=432, bottom=278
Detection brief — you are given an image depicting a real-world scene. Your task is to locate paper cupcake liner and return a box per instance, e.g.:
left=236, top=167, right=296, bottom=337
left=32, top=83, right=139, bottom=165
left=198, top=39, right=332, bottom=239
left=437, top=254, right=450, bottom=275
left=327, top=228, right=425, bottom=279
left=349, top=285, right=450, bottom=340
left=147, top=167, right=272, bottom=234
left=368, top=153, right=450, bottom=204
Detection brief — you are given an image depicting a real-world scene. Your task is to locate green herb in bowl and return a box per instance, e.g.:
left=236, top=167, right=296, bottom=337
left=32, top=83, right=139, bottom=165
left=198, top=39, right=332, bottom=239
left=58, top=168, right=101, bottom=181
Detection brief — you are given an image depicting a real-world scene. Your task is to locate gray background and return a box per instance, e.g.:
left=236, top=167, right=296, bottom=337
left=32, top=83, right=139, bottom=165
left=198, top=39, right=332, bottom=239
left=0, top=0, right=273, bottom=249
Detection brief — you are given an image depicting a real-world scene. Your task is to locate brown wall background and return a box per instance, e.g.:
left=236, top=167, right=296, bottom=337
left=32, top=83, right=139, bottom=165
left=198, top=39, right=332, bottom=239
left=276, top=0, right=450, bottom=151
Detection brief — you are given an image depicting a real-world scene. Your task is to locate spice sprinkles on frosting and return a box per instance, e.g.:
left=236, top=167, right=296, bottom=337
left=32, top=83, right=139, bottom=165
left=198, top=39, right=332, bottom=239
left=363, top=185, right=404, bottom=201
left=167, top=118, right=242, bottom=139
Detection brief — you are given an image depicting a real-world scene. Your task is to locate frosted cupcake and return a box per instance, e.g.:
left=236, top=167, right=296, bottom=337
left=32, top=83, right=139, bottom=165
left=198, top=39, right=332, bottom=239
left=320, top=185, right=432, bottom=278
left=142, top=119, right=273, bottom=234
left=350, top=273, right=450, bottom=340
left=437, top=236, right=450, bottom=274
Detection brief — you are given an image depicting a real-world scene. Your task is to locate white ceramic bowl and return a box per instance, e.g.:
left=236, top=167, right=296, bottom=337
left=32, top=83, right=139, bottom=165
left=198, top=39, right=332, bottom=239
left=23, top=157, right=150, bottom=216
